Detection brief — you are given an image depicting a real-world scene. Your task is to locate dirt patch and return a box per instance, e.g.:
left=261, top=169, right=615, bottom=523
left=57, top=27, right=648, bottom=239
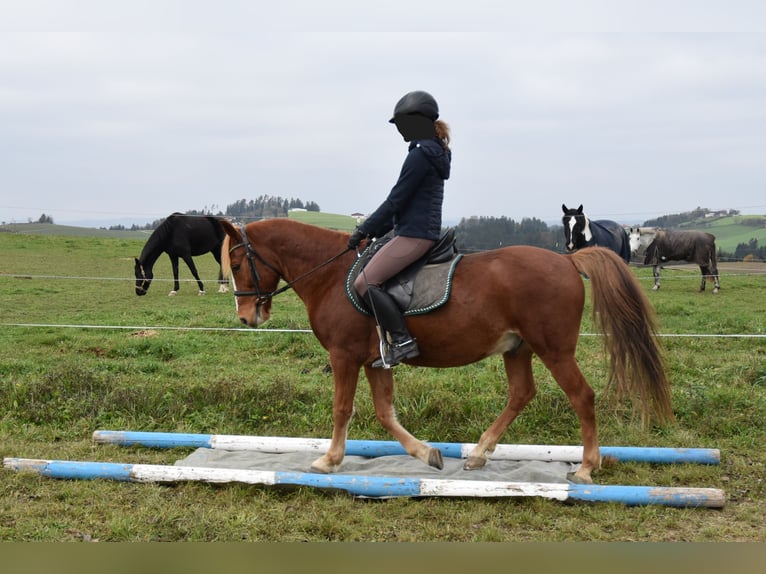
left=130, top=329, right=159, bottom=338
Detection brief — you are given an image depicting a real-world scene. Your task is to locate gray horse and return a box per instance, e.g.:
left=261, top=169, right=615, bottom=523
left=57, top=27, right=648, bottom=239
left=629, top=227, right=720, bottom=293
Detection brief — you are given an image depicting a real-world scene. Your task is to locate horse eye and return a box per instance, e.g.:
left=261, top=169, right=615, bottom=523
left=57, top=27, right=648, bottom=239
left=231, top=265, right=240, bottom=273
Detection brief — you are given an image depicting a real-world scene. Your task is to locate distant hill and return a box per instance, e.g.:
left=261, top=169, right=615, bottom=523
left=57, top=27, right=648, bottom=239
left=0, top=222, right=152, bottom=239
left=0, top=211, right=358, bottom=239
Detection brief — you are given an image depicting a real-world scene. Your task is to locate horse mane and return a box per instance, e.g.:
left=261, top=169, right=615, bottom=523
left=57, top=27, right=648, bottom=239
left=138, top=213, right=180, bottom=262
left=220, top=218, right=349, bottom=281
left=221, top=234, right=232, bottom=279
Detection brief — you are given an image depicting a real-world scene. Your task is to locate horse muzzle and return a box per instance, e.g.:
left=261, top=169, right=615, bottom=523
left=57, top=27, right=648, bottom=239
left=238, top=303, right=270, bottom=328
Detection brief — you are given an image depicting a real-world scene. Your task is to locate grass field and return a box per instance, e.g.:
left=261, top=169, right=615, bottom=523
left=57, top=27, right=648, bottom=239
left=698, top=215, right=766, bottom=253
left=1, top=230, right=765, bottom=542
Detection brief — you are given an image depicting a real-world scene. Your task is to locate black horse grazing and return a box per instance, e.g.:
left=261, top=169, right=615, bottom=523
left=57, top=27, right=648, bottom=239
left=561, top=204, right=631, bottom=264
left=635, top=228, right=720, bottom=293
left=134, top=213, right=229, bottom=296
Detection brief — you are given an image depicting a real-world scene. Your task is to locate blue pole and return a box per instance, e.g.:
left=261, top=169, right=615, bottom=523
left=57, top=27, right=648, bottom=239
left=568, top=484, right=726, bottom=508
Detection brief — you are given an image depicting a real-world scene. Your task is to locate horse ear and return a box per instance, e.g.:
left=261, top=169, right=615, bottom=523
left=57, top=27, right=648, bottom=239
left=577, top=205, right=583, bottom=214
left=562, top=204, right=568, bottom=213
left=219, top=219, right=240, bottom=239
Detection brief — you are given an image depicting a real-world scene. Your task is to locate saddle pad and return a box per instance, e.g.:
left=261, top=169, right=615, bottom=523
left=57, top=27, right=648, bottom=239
left=345, top=254, right=463, bottom=317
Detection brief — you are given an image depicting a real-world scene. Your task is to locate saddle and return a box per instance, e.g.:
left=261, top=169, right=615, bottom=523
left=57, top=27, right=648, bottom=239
left=345, top=229, right=463, bottom=316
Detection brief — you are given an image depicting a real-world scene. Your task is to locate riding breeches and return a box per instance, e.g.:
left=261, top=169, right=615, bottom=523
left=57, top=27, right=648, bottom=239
left=353, top=235, right=435, bottom=298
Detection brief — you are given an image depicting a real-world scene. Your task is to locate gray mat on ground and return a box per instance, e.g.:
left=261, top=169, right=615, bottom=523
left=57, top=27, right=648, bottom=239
left=175, top=448, right=577, bottom=484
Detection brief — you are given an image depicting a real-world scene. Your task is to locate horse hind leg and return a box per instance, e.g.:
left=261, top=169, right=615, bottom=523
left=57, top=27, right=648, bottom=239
left=465, top=346, right=536, bottom=471
left=539, top=354, right=599, bottom=484
left=701, top=263, right=720, bottom=294
left=217, top=268, right=229, bottom=293
left=183, top=256, right=205, bottom=295
left=214, top=253, right=229, bottom=293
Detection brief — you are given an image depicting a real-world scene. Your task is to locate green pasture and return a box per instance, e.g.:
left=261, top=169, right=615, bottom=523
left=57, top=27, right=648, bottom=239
left=698, top=215, right=766, bottom=253
left=287, top=210, right=358, bottom=231
left=0, top=231, right=765, bottom=541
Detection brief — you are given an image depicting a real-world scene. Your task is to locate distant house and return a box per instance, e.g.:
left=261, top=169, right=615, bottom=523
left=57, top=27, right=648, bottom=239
left=351, top=212, right=366, bottom=224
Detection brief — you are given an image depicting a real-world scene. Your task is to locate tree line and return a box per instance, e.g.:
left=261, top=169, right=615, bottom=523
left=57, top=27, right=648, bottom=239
left=453, top=216, right=563, bottom=253
left=107, top=195, right=321, bottom=231
left=96, top=200, right=764, bottom=261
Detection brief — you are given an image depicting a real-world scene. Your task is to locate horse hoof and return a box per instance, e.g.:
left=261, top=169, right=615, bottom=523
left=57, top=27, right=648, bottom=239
left=198, top=290, right=206, bottom=296
left=168, top=291, right=177, bottom=296
left=428, top=447, right=444, bottom=470
left=310, top=456, right=340, bottom=474
left=566, top=470, right=593, bottom=485
left=463, top=456, right=487, bottom=470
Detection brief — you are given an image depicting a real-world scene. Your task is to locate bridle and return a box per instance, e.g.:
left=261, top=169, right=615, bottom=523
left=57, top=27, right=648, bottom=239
left=227, top=224, right=350, bottom=304
left=135, top=261, right=150, bottom=294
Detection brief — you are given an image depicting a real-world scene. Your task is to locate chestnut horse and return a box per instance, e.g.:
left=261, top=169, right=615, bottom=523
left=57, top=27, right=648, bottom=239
left=220, top=218, right=673, bottom=484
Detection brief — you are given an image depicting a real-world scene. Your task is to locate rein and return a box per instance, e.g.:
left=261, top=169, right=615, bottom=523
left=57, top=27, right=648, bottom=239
left=228, top=224, right=350, bottom=303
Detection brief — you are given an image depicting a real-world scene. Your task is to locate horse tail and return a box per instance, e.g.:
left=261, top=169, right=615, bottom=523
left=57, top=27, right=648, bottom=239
left=708, top=236, right=719, bottom=270
left=568, top=247, right=674, bottom=425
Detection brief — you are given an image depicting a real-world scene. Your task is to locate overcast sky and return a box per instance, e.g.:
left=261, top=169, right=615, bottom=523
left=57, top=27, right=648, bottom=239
left=2, top=1, right=765, bottom=227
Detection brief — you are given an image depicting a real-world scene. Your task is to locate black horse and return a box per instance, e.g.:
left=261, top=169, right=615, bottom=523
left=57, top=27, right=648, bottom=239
left=134, top=213, right=228, bottom=296
left=630, top=227, right=720, bottom=293
left=561, top=204, right=631, bottom=264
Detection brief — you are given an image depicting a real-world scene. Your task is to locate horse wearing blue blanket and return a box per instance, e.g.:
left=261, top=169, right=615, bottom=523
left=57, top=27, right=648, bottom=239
left=562, top=204, right=631, bottom=264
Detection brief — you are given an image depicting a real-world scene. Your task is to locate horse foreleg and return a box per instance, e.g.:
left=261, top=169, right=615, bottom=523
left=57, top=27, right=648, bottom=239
left=542, top=356, right=599, bottom=484
left=310, top=358, right=359, bottom=474
left=652, top=265, right=661, bottom=291
left=169, top=256, right=180, bottom=295
left=364, top=366, right=443, bottom=470
left=465, top=348, right=536, bottom=471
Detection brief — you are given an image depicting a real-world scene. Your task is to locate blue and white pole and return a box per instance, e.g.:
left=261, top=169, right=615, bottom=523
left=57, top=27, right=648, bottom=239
left=92, top=430, right=721, bottom=465
left=3, top=457, right=725, bottom=508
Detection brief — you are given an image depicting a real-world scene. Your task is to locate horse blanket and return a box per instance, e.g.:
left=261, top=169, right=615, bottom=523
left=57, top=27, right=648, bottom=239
left=585, top=220, right=631, bottom=263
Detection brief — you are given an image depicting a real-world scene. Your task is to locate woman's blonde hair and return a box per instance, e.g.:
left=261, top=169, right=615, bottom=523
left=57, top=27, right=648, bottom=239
left=435, top=119, right=450, bottom=149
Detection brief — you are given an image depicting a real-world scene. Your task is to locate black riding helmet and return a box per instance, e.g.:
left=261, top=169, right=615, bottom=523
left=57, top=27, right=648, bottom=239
left=389, top=90, right=439, bottom=123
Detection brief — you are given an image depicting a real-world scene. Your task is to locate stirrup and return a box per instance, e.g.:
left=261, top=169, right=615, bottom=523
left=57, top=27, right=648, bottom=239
left=371, top=339, right=420, bottom=369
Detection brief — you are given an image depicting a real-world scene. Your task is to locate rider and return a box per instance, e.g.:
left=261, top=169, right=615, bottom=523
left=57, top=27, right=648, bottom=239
left=348, top=90, right=452, bottom=368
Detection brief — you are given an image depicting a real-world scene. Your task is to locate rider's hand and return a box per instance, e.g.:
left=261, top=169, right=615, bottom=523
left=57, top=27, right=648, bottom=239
left=347, top=228, right=367, bottom=250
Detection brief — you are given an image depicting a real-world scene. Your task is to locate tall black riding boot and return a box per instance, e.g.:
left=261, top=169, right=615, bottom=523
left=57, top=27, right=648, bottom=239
left=363, top=285, right=420, bottom=368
